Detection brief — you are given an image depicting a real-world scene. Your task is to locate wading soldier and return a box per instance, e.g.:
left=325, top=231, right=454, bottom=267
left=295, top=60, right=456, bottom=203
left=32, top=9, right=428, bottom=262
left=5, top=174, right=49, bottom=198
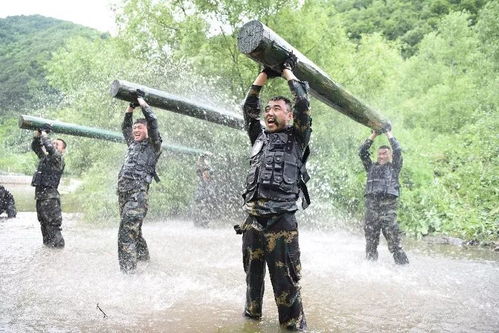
left=0, top=185, right=16, bottom=218
left=117, top=90, right=162, bottom=273
left=193, top=154, right=214, bottom=228
left=359, top=128, right=409, bottom=265
left=31, top=127, right=66, bottom=247
left=238, top=54, right=311, bottom=330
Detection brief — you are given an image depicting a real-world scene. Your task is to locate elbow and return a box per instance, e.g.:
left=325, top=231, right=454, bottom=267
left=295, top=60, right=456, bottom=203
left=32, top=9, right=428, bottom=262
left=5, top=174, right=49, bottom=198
left=294, top=97, right=310, bottom=112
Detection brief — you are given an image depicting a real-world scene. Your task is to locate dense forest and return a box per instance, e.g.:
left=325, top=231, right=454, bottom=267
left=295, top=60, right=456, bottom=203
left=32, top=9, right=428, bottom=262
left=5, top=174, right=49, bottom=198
left=0, top=0, right=497, bottom=243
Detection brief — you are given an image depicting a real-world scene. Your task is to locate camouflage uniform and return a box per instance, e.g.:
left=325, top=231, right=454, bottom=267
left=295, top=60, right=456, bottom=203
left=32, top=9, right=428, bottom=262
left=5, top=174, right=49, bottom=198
left=0, top=185, right=16, bottom=218
left=240, top=79, right=311, bottom=330
left=117, top=105, right=162, bottom=273
left=31, top=135, right=65, bottom=248
left=359, top=137, right=409, bottom=264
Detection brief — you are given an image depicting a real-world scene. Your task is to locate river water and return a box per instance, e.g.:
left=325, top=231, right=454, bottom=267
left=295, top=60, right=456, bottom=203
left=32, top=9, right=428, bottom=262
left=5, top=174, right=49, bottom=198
left=0, top=213, right=498, bottom=332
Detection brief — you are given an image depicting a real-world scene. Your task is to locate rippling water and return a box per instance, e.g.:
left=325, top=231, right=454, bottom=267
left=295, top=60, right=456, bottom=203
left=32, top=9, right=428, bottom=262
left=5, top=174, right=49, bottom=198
left=1, top=213, right=498, bottom=332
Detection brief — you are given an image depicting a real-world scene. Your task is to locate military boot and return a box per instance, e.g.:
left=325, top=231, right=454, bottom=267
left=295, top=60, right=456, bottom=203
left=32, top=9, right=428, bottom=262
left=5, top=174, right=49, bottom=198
left=393, top=250, right=409, bottom=265
left=366, top=249, right=378, bottom=261
left=41, top=225, right=50, bottom=245
left=47, top=226, right=65, bottom=248
left=137, top=238, right=150, bottom=261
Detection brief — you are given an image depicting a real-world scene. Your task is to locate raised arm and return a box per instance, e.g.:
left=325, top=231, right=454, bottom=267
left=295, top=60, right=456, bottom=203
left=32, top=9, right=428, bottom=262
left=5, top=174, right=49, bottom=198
left=359, top=131, right=377, bottom=172
left=31, top=133, right=45, bottom=159
left=122, top=105, right=134, bottom=146
left=283, top=68, right=311, bottom=148
left=386, top=130, right=403, bottom=174
left=40, top=133, right=57, bottom=156
left=242, top=72, right=267, bottom=145
left=138, top=97, right=162, bottom=153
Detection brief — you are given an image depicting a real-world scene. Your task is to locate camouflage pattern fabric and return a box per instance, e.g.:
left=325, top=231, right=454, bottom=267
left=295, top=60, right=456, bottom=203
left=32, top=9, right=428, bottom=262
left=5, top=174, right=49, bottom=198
left=118, top=190, right=150, bottom=273
left=364, top=195, right=408, bottom=264
left=0, top=186, right=16, bottom=218
left=36, top=198, right=64, bottom=248
left=242, top=213, right=306, bottom=330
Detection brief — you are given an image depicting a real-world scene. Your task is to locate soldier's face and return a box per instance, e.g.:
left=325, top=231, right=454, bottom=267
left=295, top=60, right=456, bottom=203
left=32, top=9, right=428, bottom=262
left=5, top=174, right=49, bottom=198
left=132, top=123, right=148, bottom=141
left=53, top=140, right=66, bottom=154
left=264, top=100, right=293, bottom=132
left=377, top=148, right=392, bottom=164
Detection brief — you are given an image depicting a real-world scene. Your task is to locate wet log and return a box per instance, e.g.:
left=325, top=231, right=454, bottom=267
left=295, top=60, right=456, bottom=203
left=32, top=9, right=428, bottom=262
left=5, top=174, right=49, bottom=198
left=18, top=115, right=206, bottom=156
left=110, top=80, right=244, bottom=130
left=237, top=20, right=390, bottom=131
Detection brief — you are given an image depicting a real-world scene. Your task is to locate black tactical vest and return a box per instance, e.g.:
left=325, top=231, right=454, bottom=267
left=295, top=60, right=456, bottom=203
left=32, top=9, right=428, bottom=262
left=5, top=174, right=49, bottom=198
left=366, top=163, right=400, bottom=197
left=243, top=128, right=304, bottom=203
left=31, top=154, right=64, bottom=188
left=118, top=140, right=159, bottom=187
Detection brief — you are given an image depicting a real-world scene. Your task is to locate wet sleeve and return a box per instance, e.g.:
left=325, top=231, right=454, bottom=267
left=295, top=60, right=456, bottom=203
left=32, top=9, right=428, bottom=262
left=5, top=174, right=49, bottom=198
left=5, top=191, right=16, bottom=217
left=40, top=136, right=56, bottom=156
left=289, top=80, right=312, bottom=148
left=122, top=112, right=133, bottom=145
left=359, top=139, right=373, bottom=172
left=142, top=106, right=162, bottom=153
left=31, top=137, right=45, bottom=159
left=242, top=85, right=263, bottom=145
left=389, top=137, right=403, bottom=174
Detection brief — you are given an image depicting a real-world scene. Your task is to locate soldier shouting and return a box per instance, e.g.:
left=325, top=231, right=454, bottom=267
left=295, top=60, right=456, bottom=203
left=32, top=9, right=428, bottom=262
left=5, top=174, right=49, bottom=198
left=238, top=54, right=311, bottom=331
left=117, top=90, right=162, bottom=273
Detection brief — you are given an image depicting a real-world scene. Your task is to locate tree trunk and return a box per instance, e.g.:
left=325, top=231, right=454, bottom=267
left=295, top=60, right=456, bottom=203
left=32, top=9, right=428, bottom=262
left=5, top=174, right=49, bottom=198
left=237, top=20, right=390, bottom=131
left=19, top=115, right=206, bottom=156
left=109, top=80, right=244, bottom=130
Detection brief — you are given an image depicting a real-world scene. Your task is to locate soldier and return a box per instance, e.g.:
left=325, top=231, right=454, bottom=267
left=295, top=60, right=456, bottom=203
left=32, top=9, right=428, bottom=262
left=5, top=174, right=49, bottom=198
left=359, top=128, right=409, bottom=265
left=193, top=154, right=214, bottom=227
left=238, top=54, right=311, bottom=331
left=117, top=89, right=162, bottom=273
left=0, top=185, right=16, bottom=218
left=31, top=127, right=66, bottom=247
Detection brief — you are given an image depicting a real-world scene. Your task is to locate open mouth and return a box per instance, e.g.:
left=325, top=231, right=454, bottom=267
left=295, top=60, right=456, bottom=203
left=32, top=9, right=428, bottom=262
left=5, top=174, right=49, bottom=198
left=266, top=118, right=276, bottom=126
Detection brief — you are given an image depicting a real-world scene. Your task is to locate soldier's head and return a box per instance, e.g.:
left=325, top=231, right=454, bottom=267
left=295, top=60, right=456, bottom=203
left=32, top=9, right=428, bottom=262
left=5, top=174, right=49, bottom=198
left=133, top=118, right=149, bottom=141
left=264, top=96, right=293, bottom=132
left=377, top=145, right=392, bottom=165
left=53, top=139, right=67, bottom=154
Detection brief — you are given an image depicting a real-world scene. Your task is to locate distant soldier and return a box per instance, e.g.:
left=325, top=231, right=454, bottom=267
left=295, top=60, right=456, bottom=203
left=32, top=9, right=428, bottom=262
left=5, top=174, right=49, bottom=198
left=359, top=128, right=409, bottom=265
left=238, top=54, right=311, bottom=330
left=0, top=185, right=16, bottom=218
left=117, top=89, right=162, bottom=273
left=193, top=154, right=214, bottom=227
left=31, top=127, right=67, bottom=248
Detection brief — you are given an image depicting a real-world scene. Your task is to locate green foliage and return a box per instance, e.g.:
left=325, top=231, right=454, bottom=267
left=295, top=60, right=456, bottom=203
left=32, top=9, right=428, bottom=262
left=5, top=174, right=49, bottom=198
left=0, top=1, right=497, bottom=242
left=0, top=15, right=101, bottom=112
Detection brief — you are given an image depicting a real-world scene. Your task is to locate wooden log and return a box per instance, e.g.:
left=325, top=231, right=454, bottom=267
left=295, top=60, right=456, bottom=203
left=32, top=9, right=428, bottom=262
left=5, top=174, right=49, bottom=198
left=18, top=115, right=207, bottom=156
left=237, top=20, right=390, bottom=131
left=109, top=80, right=244, bottom=130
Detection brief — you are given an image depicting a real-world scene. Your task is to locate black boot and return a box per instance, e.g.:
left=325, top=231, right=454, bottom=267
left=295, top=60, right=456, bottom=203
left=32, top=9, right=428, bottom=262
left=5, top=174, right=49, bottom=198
left=366, top=249, right=378, bottom=261
left=41, top=225, right=50, bottom=245
left=47, top=226, right=65, bottom=248
left=393, top=250, right=409, bottom=265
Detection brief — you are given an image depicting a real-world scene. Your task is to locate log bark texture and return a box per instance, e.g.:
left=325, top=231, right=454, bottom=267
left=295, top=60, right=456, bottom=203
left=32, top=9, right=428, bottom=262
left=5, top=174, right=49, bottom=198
left=19, top=115, right=206, bottom=156
left=110, top=80, right=244, bottom=130
left=237, top=20, right=390, bottom=131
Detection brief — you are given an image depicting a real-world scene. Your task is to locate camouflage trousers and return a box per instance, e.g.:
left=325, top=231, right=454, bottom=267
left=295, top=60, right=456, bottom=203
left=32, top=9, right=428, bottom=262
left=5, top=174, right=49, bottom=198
left=364, top=195, right=408, bottom=264
left=36, top=198, right=64, bottom=248
left=0, top=205, right=16, bottom=218
left=118, top=190, right=150, bottom=273
left=242, top=213, right=306, bottom=330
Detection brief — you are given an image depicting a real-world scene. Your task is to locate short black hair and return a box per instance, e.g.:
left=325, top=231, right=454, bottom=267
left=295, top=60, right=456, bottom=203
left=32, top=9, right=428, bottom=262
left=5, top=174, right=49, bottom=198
left=269, top=96, right=292, bottom=112
left=56, top=138, right=67, bottom=149
left=134, top=118, right=148, bottom=126
left=378, top=145, right=391, bottom=150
